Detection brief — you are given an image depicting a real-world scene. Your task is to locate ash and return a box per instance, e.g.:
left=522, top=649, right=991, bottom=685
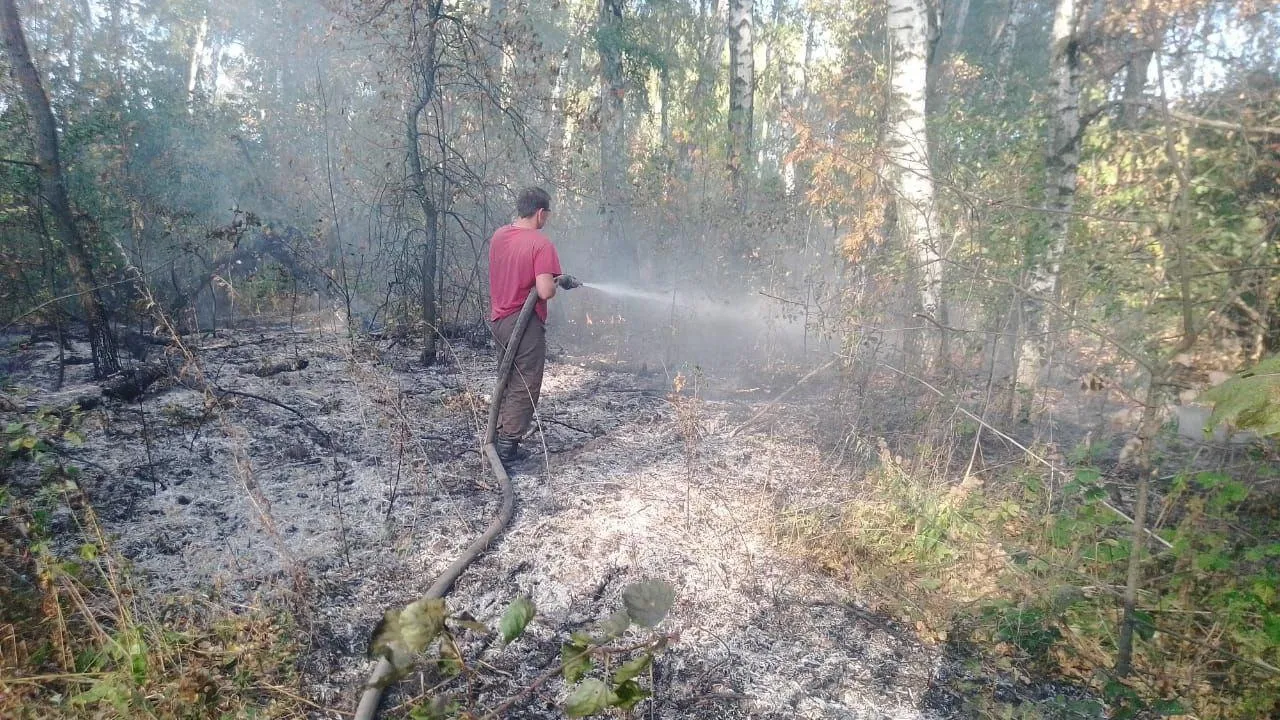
left=3, top=321, right=946, bottom=719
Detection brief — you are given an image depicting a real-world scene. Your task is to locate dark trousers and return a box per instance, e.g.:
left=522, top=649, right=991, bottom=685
left=491, top=313, right=546, bottom=441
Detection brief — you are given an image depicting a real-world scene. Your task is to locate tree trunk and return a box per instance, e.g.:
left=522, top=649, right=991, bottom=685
left=488, top=0, right=508, bottom=91
left=784, top=11, right=814, bottom=196
left=727, top=0, right=754, bottom=207
left=599, top=0, right=628, bottom=261
left=186, top=11, right=209, bottom=108
left=1118, top=45, right=1154, bottom=128
left=406, top=0, right=443, bottom=366
left=549, top=12, right=585, bottom=183
left=1, top=0, right=121, bottom=379
left=693, top=0, right=727, bottom=101
left=992, top=0, right=1025, bottom=100
left=1014, top=0, right=1080, bottom=420
left=756, top=0, right=782, bottom=178
left=887, top=0, right=945, bottom=369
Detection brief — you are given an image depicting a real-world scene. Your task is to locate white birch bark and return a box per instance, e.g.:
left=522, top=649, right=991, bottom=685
left=728, top=0, right=754, bottom=205
left=993, top=0, right=1024, bottom=100
left=783, top=11, right=814, bottom=196
left=888, top=0, right=944, bottom=362
left=1014, top=0, right=1081, bottom=418
left=186, top=12, right=209, bottom=108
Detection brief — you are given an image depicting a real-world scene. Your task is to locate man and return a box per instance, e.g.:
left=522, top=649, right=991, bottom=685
left=488, top=187, right=577, bottom=463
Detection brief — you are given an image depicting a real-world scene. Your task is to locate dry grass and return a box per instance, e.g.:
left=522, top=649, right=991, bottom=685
left=773, top=403, right=1280, bottom=719
left=0, top=478, right=306, bottom=719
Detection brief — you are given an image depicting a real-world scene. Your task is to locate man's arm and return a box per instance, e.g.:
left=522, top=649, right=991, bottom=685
left=535, top=273, right=557, bottom=300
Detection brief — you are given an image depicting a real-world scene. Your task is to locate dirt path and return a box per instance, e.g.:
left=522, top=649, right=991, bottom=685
left=5, top=324, right=945, bottom=719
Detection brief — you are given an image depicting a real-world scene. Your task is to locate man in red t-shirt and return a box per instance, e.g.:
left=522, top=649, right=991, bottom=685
left=488, top=187, right=576, bottom=462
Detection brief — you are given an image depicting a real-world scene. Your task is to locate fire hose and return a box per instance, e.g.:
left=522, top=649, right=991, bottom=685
left=355, top=276, right=577, bottom=719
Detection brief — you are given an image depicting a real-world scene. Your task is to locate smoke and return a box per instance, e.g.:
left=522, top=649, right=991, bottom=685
left=549, top=213, right=843, bottom=377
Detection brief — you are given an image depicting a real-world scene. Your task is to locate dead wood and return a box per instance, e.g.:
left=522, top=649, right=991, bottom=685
left=243, top=357, right=309, bottom=377
left=101, top=362, right=170, bottom=402
left=205, top=385, right=333, bottom=449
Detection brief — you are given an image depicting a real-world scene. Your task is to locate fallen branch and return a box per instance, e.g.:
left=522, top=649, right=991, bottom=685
left=244, top=357, right=309, bottom=378
left=101, top=362, right=170, bottom=402
left=542, top=416, right=603, bottom=436
left=207, top=385, right=333, bottom=449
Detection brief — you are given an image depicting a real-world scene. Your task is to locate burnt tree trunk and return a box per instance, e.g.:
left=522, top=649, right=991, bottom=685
left=2, top=0, right=121, bottom=378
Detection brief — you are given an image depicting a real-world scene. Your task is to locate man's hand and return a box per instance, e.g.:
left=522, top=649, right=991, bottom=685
left=555, top=274, right=582, bottom=290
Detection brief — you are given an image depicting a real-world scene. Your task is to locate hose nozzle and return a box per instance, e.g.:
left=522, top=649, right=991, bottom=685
left=555, top=274, right=582, bottom=290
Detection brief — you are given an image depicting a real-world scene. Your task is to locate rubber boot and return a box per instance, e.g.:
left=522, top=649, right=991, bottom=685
left=495, top=436, right=526, bottom=464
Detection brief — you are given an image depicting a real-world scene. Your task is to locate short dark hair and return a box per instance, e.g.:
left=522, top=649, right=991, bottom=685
left=516, top=187, right=551, bottom=218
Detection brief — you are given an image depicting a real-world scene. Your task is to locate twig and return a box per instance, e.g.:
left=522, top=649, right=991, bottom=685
left=541, top=416, right=601, bottom=436
left=1126, top=98, right=1280, bottom=136
left=207, top=385, right=333, bottom=448
left=253, top=683, right=353, bottom=716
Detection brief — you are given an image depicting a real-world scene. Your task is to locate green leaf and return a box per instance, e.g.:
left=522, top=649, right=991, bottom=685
left=612, top=679, right=651, bottom=711
left=598, top=609, right=632, bottom=639
left=5, top=422, right=25, bottom=434
left=1200, top=357, right=1280, bottom=437
left=1131, top=610, right=1155, bottom=641
left=408, top=696, right=453, bottom=720
left=622, top=580, right=675, bottom=628
left=564, top=678, right=617, bottom=717
left=500, top=595, right=536, bottom=644
left=1194, top=471, right=1229, bottom=490
left=64, top=430, right=83, bottom=447
left=1151, top=699, right=1187, bottom=716
left=69, top=678, right=129, bottom=707
left=1263, top=613, right=1280, bottom=645
left=561, top=642, right=593, bottom=684
left=368, top=596, right=447, bottom=670
left=1074, top=467, right=1101, bottom=484
left=612, top=653, right=651, bottom=685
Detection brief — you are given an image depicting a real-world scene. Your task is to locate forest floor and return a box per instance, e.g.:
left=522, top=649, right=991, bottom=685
left=2, top=317, right=1098, bottom=719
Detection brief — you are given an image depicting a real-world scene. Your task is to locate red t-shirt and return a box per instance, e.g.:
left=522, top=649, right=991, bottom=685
left=488, top=224, right=562, bottom=323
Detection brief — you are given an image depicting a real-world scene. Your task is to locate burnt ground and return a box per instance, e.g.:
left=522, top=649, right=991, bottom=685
left=3, top=317, right=970, bottom=719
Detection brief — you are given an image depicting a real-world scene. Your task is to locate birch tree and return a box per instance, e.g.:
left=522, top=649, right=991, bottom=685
left=992, top=0, right=1025, bottom=100
left=887, top=0, right=945, bottom=367
left=1014, top=0, right=1081, bottom=419
left=728, top=0, right=754, bottom=206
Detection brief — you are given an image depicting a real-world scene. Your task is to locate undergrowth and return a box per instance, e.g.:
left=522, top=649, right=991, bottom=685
left=777, top=432, right=1280, bottom=719
left=1, top=407, right=305, bottom=719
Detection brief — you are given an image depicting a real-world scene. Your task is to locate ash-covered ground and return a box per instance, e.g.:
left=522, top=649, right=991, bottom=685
left=3, top=319, right=952, bottom=719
